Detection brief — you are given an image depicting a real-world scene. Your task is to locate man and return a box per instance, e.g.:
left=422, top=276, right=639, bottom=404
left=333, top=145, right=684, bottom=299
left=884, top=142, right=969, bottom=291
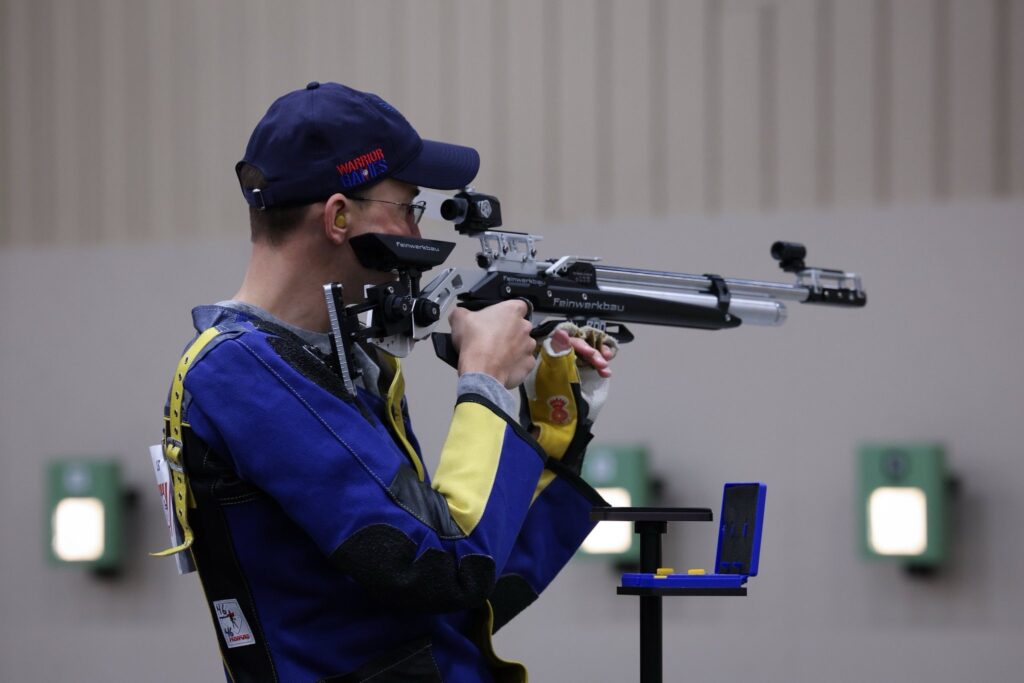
left=163, top=81, right=614, bottom=682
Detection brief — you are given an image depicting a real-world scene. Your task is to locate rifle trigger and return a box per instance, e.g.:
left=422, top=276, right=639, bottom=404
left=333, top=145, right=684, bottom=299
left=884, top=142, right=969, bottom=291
left=607, top=324, right=635, bottom=344
left=530, top=320, right=561, bottom=339
left=515, top=297, right=534, bottom=319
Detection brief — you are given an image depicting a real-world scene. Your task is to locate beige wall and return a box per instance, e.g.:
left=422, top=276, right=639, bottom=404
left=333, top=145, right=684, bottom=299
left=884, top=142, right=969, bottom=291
left=2, top=1, right=1024, bottom=681
left=2, top=0, right=1023, bottom=247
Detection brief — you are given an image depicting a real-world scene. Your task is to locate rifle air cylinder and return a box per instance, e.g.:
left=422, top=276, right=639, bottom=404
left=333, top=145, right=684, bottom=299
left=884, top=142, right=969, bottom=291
left=593, top=283, right=788, bottom=326
left=592, top=266, right=798, bottom=326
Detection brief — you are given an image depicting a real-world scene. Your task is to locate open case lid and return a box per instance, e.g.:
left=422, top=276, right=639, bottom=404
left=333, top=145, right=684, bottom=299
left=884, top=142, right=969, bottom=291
left=715, top=483, right=767, bottom=576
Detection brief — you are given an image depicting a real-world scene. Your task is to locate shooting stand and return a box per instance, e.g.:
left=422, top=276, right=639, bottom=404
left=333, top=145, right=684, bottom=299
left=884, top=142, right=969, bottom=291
left=590, top=507, right=746, bottom=683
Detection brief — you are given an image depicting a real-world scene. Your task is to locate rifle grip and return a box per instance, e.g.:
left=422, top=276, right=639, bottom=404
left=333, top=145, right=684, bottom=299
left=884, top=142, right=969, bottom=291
left=431, top=332, right=460, bottom=369
left=432, top=298, right=533, bottom=370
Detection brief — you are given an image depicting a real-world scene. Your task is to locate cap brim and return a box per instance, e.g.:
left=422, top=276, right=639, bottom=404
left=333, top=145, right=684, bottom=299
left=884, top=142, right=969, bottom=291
left=390, top=139, right=480, bottom=190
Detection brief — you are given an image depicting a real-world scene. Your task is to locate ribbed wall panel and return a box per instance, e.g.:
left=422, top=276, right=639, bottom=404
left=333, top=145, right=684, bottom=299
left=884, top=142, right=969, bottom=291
left=720, top=2, right=762, bottom=211
left=892, top=0, right=937, bottom=203
left=505, top=0, right=547, bottom=228
left=609, top=0, right=654, bottom=218
left=949, top=0, right=997, bottom=198
left=664, top=0, right=707, bottom=215
left=0, top=0, right=1019, bottom=247
left=1014, top=0, right=1024, bottom=195
left=557, top=0, right=600, bottom=224
left=833, top=0, right=877, bottom=206
left=776, top=0, right=817, bottom=209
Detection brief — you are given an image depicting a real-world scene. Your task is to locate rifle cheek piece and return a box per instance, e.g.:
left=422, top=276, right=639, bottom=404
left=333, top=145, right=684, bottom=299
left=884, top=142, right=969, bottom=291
left=350, top=233, right=455, bottom=273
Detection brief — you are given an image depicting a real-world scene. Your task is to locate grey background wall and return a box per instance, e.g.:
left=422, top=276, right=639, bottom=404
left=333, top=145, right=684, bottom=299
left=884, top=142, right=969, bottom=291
left=2, top=1, right=1023, bottom=681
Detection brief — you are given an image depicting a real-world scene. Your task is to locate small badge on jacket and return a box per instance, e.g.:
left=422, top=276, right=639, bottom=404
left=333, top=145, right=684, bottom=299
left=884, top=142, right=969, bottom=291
left=547, top=395, right=572, bottom=424
left=213, top=599, right=256, bottom=648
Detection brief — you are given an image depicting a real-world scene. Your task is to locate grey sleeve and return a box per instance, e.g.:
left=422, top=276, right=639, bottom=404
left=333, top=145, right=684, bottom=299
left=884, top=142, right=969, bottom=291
left=456, top=372, right=517, bottom=418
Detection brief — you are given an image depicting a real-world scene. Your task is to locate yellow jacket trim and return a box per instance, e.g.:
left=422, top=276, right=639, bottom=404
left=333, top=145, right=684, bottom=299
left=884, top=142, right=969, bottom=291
left=472, top=601, right=528, bottom=683
left=531, top=470, right=558, bottom=505
left=379, top=354, right=426, bottom=481
left=432, top=401, right=507, bottom=536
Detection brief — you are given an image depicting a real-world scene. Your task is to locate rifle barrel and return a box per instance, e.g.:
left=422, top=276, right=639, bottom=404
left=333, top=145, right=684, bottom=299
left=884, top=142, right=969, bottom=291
left=593, top=265, right=812, bottom=303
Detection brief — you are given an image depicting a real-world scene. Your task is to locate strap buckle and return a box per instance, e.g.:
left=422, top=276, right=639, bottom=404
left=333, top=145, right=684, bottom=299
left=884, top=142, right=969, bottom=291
left=251, top=188, right=267, bottom=211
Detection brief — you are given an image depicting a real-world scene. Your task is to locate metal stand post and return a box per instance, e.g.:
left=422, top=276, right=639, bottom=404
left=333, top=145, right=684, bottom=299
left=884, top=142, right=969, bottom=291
left=636, top=520, right=667, bottom=683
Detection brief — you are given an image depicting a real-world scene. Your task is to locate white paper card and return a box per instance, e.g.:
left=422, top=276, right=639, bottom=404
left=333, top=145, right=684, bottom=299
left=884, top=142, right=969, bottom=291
left=148, top=443, right=196, bottom=575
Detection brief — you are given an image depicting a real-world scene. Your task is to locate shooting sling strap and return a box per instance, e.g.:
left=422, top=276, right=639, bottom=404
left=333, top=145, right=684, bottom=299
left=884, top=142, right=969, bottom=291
left=377, top=352, right=427, bottom=481
left=152, top=326, right=222, bottom=557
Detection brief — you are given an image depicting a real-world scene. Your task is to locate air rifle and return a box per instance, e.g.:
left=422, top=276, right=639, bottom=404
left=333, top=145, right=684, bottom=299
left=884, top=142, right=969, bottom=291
left=322, top=190, right=866, bottom=386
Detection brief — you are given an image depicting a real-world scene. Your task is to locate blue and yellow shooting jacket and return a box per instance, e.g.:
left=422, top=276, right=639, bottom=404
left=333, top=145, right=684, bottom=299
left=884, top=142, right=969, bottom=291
left=168, top=305, right=605, bottom=682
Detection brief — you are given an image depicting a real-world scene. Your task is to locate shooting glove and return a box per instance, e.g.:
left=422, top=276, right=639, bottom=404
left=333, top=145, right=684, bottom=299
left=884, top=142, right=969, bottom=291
left=521, top=323, right=617, bottom=471
left=550, top=322, right=617, bottom=422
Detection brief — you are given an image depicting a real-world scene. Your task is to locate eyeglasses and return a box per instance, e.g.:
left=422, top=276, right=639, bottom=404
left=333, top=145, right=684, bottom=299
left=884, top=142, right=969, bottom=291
left=348, top=196, right=427, bottom=225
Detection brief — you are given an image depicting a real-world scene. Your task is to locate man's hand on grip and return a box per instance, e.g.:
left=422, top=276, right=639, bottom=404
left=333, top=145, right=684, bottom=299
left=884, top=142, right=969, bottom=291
left=450, top=300, right=536, bottom=389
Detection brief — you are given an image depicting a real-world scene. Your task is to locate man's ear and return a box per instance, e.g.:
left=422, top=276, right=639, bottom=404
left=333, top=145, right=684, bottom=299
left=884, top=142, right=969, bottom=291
left=323, top=193, right=349, bottom=245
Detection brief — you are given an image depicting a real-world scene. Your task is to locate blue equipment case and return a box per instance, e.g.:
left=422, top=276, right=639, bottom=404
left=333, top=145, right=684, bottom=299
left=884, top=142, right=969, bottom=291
left=621, top=482, right=767, bottom=590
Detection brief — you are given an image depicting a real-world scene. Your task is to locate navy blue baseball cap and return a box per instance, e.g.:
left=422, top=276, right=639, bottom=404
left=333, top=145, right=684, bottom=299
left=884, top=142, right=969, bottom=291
left=237, top=81, right=480, bottom=209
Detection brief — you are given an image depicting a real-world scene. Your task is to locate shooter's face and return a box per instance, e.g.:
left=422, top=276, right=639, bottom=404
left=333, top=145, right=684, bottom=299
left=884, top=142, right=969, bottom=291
left=346, top=179, right=422, bottom=240
left=344, top=179, right=423, bottom=287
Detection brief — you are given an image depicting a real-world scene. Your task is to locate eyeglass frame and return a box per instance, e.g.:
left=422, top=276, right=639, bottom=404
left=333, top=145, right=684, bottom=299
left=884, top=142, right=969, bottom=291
left=346, top=196, right=427, bottom=225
